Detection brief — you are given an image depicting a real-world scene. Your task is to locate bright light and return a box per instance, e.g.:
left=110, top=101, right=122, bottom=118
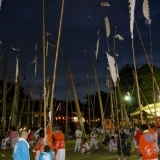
left=124, top=95, right=130, bottom=101
left=23, top=127, right=26, bottom=130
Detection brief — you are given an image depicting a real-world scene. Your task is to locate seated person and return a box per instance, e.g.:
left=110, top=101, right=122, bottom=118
left=39, top=145, right=53, bottom=160
left=81, top=138, right=90, bottom=155
left=109, top=136, right=117, bottom=152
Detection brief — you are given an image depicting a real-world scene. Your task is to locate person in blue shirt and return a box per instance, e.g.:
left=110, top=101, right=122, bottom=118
left=13, top=130, right=30, bottom=160
left=39, top=145, right=53, bottom=160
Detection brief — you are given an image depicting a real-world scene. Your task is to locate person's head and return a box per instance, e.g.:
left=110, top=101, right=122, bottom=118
left=120, top=126, right=124, bottom=132
left=83, top=138, right=87, bottom=142
left=44, top=145, right=51, bottom=152
left=151, top=124, right=156, bottom=132
left=11, top=126, right=16, bottom=131
left=19, top=130, right=28, bottom=140
left=141, top=124, right=148, bottom=132
left=134, top=124, right=140, bottom=130
left=39, top=129, right=45, bottom=138
left=53, top=126, right=61, bottom=134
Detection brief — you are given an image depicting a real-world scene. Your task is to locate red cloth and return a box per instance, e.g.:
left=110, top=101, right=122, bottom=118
left=134, top=130, right=141, bottom=145
left=28, top=132, right=35, bottom=141
left=54, top=132, right=65, bottom=150
left=46, top=127, right=54, bottom=151
left=138, top=130, right=158, bottom=160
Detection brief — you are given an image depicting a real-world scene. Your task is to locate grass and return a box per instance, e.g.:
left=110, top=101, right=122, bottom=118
left=2, top=140, right=138, bottom=160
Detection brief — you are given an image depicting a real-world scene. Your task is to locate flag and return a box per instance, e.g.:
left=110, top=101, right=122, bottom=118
left=129, top=0, right=136, bottom=39
left=127, top=92, right=131, bottom=98
left=142, top=0, right=151, bottom=24
left=28, top=56, right=38, bottom=76
left=106, top=74, right=110, bottom=87
left=116, top=63, right=120, bottom=80
left=49, top=111, right=52, bottom=120
left=35, top=56, right=37, bottom=76
left=35, top=44, right=38, bottom=50
left=46, top=40, right=49, bottom=57
left=104, top=17, right=110, bottom=39
left=113, top=34, right=124, bottom=41
left=56, top=103, right=62, bottom=112
left=0, top=0, right=2, bottom=10
left=15, top=56, right=19, bottom=82
left=95, top=31, right=99, bottom=60
left=101, top=2, right=110, bottom=6
left=12, top=47, right=19, bottom=51
left=106, top=53, right=117, bottom=85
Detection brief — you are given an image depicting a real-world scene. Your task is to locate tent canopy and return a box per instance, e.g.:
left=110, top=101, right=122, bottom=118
left=130, top=102, right=160, bottom=117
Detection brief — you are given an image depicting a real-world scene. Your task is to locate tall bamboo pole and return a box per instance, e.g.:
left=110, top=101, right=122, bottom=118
left=65, top=78, right=69, bottom=139
left=132, top=40, right=143, bottom=123
left=92, top=59, right=105, bottom=135
left=11, top=38, right=20, bottom=127
left=62, top=54, right=87, bottom=138
left=49, top=0, right=65, bottom=123
left=2, top=38, right=9, bottom=136
left=27, top=86, right=31, bottom=125
left=38, top=83, right=43, bottom=126
left=42, top=0, right=47, bottom=143
left=18, top=80, right=30, bottom=127
left=86, top=74, right=91, bottom=130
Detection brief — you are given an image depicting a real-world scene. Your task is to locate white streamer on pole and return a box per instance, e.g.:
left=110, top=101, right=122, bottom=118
left=35, top=56, right=37, bottom=76
left=142, top=0, right=151, bottom=24
left=15, top=56, right=19, bottom=82
left=95, top=31, right=99, bottom=60
left=12, top=47, right=19, bottom=51
left=28, top=56, right=38, bottom=76
left=35, top=44, right=38, bottom=50
left=0, top=0, right=2, bottom=10
left=104, top=17, right=110, bottom=39
left=46, top=32, right=51, bottom=57
left=101, top=2, right=110, bottom=7
left=129, top=0, right=136, bottom=39
left=106, top=53, right=117, bottom=86
left=113, top=34, right=124, bottom=41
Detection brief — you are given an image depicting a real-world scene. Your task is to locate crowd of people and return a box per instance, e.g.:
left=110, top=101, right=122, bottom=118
left=0, top=120, right=65, bottom=160
left=72, top=123, right=160, bottom=160
left=1, top=121, right=160, bottom=160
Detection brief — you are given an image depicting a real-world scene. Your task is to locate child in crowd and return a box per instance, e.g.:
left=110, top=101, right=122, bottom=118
left=39, top=145, right=53, bottom=160
left=0, top=136, right=9, bottom=156
left=81, top=138, right=90, bottom=155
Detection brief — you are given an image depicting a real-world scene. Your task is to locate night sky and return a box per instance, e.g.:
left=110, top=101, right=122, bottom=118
left=0, top=0, right=159, bottom=103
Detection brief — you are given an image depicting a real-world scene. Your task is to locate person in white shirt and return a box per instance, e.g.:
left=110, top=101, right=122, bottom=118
left=0, top=136, right=9, bottom=156
left=73, top=126, right=82, bottom=152
left=89, top=129, right=98, bottom=150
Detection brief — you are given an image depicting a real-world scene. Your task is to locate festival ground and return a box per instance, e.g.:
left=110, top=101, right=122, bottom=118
left=2, top=139, right=138, bottom=160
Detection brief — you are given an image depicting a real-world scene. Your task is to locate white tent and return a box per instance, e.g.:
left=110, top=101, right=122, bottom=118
left=130, top=102, right=160, bottom=117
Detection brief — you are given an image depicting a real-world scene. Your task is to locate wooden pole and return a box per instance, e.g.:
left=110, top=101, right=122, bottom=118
left=132, top=39, right=143, bottom=123
left=86, top=74, right=91, bottom=130
left=49, top=0, right=65, bottom=123
left=2, top=38, right=9, bottom=136
left=18, top=80, right=30, bottom=127
left=65, top=78, right=69, bottom=139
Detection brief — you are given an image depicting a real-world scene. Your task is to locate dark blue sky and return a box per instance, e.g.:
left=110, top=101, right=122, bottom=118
left=0, top=0, right=160, bottom=103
